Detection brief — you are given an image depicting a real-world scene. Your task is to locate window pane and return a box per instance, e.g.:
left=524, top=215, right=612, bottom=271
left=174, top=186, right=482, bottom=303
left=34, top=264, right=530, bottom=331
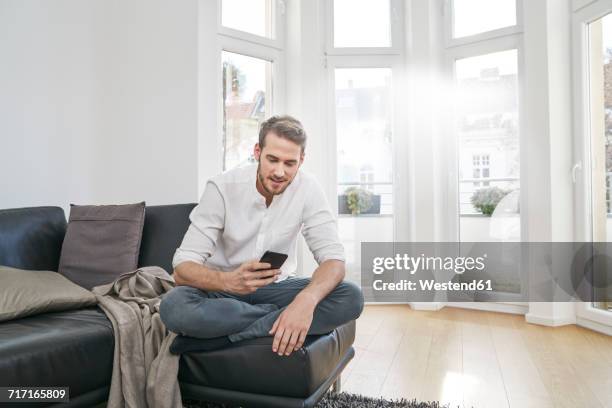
left=456, top=50, right=521, bottom=292
left=334, top=0, right=391, bottom=48
left=453, top=0, right=516, bottom=38
left=222, top=0, right=272, bottom=38
left=335, top=68, right=394, bottom=285
left=336, top=68, right=393, bottom=215
left=222, top=51, right=271, bottom=170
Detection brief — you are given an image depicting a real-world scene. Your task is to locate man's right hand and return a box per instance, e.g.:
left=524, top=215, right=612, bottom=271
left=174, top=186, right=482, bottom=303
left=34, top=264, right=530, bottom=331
left=221, top=260, right=280, bottom=295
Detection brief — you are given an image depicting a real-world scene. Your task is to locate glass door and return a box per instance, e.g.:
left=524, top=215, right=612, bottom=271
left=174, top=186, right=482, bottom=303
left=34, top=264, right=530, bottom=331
left=452, top=49, right=523, bottom=301
left=587, top=12, right=612, bottom=312
left=574, top=4, right=612, bottom=332
left=333, top=67, right=395, bottom=285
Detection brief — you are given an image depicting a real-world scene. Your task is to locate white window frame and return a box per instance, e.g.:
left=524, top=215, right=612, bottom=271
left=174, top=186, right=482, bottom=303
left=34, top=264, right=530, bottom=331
left=571, top=0, right=612, bottom=332
left=215, top=0, right=286, bottom=172
left=444, top=0, right=524, bottom=48
left=325, top=58, right=405, bottom=291
left=325, top=0, right=404, bottom=56
left=217, top=0, right=285, bottom=50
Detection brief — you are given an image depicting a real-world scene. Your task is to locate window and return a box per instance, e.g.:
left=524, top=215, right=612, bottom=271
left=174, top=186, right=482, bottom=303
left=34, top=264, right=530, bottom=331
left=217, top=1, right=282, bottom=172
left=359, top=165, right=375, bottom=191
left=333, top=67, right=395, bottom=285
left=221, top=0, right=273, bottom=38
left=447, top=1, right=523, bottom=295
left=327, top=2, right=402, bottom=286
left=472, top=154, right=491, bottom=187
left=456, top=50, right=520, bottom=222
left=452, top=0, right=517, bottom=39
left=222, top=52, right=272, bottom=170
left=453, top=51, right=522, bottom=292
left=333, top=0, right=391, bottom=47
left=335, top=68, right=393, bottom=215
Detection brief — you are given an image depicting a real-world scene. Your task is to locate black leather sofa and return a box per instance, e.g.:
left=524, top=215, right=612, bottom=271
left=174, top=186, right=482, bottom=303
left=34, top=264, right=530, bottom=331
left=0, top=205, right=356, bottom=408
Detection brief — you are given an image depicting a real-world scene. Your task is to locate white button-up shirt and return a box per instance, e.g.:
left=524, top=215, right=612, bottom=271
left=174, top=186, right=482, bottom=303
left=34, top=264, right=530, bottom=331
left=172, top=164, right=345, bottom=281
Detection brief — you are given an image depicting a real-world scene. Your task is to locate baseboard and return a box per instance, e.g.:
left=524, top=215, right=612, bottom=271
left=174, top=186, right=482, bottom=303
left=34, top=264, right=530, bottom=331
left=446, top=302, right=527, bottom=315
left=576, top=316, right=612, bottom=336
left=525, top=312, right=576, bottom=327
left=368, top=301, right=527, bottom=315
left=409, top=302, right=445, bottom=311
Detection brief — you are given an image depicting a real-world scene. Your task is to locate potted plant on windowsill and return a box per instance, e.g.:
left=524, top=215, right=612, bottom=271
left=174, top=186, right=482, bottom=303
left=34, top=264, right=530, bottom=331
left=470, top=186, right=511, bottom=216
left=338, top=187, right=381, bottom=215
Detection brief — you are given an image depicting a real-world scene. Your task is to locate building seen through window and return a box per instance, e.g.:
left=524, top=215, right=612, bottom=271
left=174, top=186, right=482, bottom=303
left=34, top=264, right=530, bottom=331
left=222, top=51, right=270, bottom=170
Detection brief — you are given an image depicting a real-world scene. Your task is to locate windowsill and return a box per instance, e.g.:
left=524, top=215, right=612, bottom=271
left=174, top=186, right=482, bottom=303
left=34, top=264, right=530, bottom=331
left=339, top=213, right=524, bottom=218
left=459, top=213, right=520, bottom=218
left=338, top=214, right=394, bottom=218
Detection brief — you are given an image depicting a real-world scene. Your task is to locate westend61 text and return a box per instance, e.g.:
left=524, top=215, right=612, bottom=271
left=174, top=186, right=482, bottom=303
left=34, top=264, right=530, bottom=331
left=372, top=279, right=493, bottom=291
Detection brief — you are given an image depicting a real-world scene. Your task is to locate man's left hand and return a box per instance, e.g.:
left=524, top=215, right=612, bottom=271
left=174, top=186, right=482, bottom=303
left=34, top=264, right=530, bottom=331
left=269, top=293, right=317, bottom=356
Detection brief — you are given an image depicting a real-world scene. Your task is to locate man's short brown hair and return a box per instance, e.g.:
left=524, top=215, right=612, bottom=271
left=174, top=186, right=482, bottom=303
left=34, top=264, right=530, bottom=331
left=258, top=115, right=307, bottom=153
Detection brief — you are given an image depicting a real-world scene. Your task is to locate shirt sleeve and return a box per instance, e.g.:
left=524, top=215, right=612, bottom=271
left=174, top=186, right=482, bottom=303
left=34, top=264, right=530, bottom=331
left=172, top=181, right=225, bottom=269
left=301, top=178, right=346, bottom=264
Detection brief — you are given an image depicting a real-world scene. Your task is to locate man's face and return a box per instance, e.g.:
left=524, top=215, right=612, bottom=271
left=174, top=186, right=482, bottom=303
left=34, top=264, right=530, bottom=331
left=254, top=132, right=304, bottom=197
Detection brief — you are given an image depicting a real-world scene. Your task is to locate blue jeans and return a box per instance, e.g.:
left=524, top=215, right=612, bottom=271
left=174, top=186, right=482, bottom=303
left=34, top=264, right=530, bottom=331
left=159, top=277, right=364, bottom=342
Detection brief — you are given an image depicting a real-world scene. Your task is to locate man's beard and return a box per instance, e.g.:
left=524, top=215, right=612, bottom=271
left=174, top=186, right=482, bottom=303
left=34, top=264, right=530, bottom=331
left=257, top=163, right=292, bottom=196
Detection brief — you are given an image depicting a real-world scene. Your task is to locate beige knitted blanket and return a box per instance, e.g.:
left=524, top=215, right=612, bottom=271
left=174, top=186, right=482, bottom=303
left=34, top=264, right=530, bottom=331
left=93, top=266, right=181, bottom=408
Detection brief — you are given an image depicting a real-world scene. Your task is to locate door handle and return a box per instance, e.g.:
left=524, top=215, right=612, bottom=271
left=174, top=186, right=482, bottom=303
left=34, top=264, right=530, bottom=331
left=572, top=162, right=582, bottom=184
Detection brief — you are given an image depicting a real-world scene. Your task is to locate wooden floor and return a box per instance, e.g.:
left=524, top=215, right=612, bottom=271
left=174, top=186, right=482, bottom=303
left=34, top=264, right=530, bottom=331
left=343, top=305, right=612, bottom=408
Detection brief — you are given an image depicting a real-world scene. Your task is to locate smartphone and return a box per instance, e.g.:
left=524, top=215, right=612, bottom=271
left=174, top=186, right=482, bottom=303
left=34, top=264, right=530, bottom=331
left=259, top=250, right=288, bottom=270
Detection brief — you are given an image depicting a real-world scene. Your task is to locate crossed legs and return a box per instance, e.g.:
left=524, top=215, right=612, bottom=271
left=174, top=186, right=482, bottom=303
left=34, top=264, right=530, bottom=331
left=159, top=277, right=364, bottom=343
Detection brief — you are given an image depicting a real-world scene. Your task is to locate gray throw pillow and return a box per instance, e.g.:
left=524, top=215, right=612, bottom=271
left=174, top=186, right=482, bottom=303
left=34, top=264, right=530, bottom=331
left=0, top=266, right=97, bottom=322
left=58, top=202, right=145, bottom=290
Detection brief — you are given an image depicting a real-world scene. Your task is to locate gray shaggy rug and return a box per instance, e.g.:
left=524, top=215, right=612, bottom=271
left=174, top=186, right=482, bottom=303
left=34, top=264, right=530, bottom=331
left=184, top=392, right=450, bottom=407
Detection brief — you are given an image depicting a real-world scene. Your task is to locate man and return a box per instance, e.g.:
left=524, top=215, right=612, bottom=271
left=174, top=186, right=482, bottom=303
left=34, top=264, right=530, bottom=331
left=160, top=115, right=364, bottom=357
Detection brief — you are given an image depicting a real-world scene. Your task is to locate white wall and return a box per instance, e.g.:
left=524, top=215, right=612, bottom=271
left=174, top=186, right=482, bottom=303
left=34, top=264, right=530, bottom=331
left=0, top=1, right=98, bottom=211
left=90, top=0, right=199, bottom=206
left=0, top=0, right=200, bottom=214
